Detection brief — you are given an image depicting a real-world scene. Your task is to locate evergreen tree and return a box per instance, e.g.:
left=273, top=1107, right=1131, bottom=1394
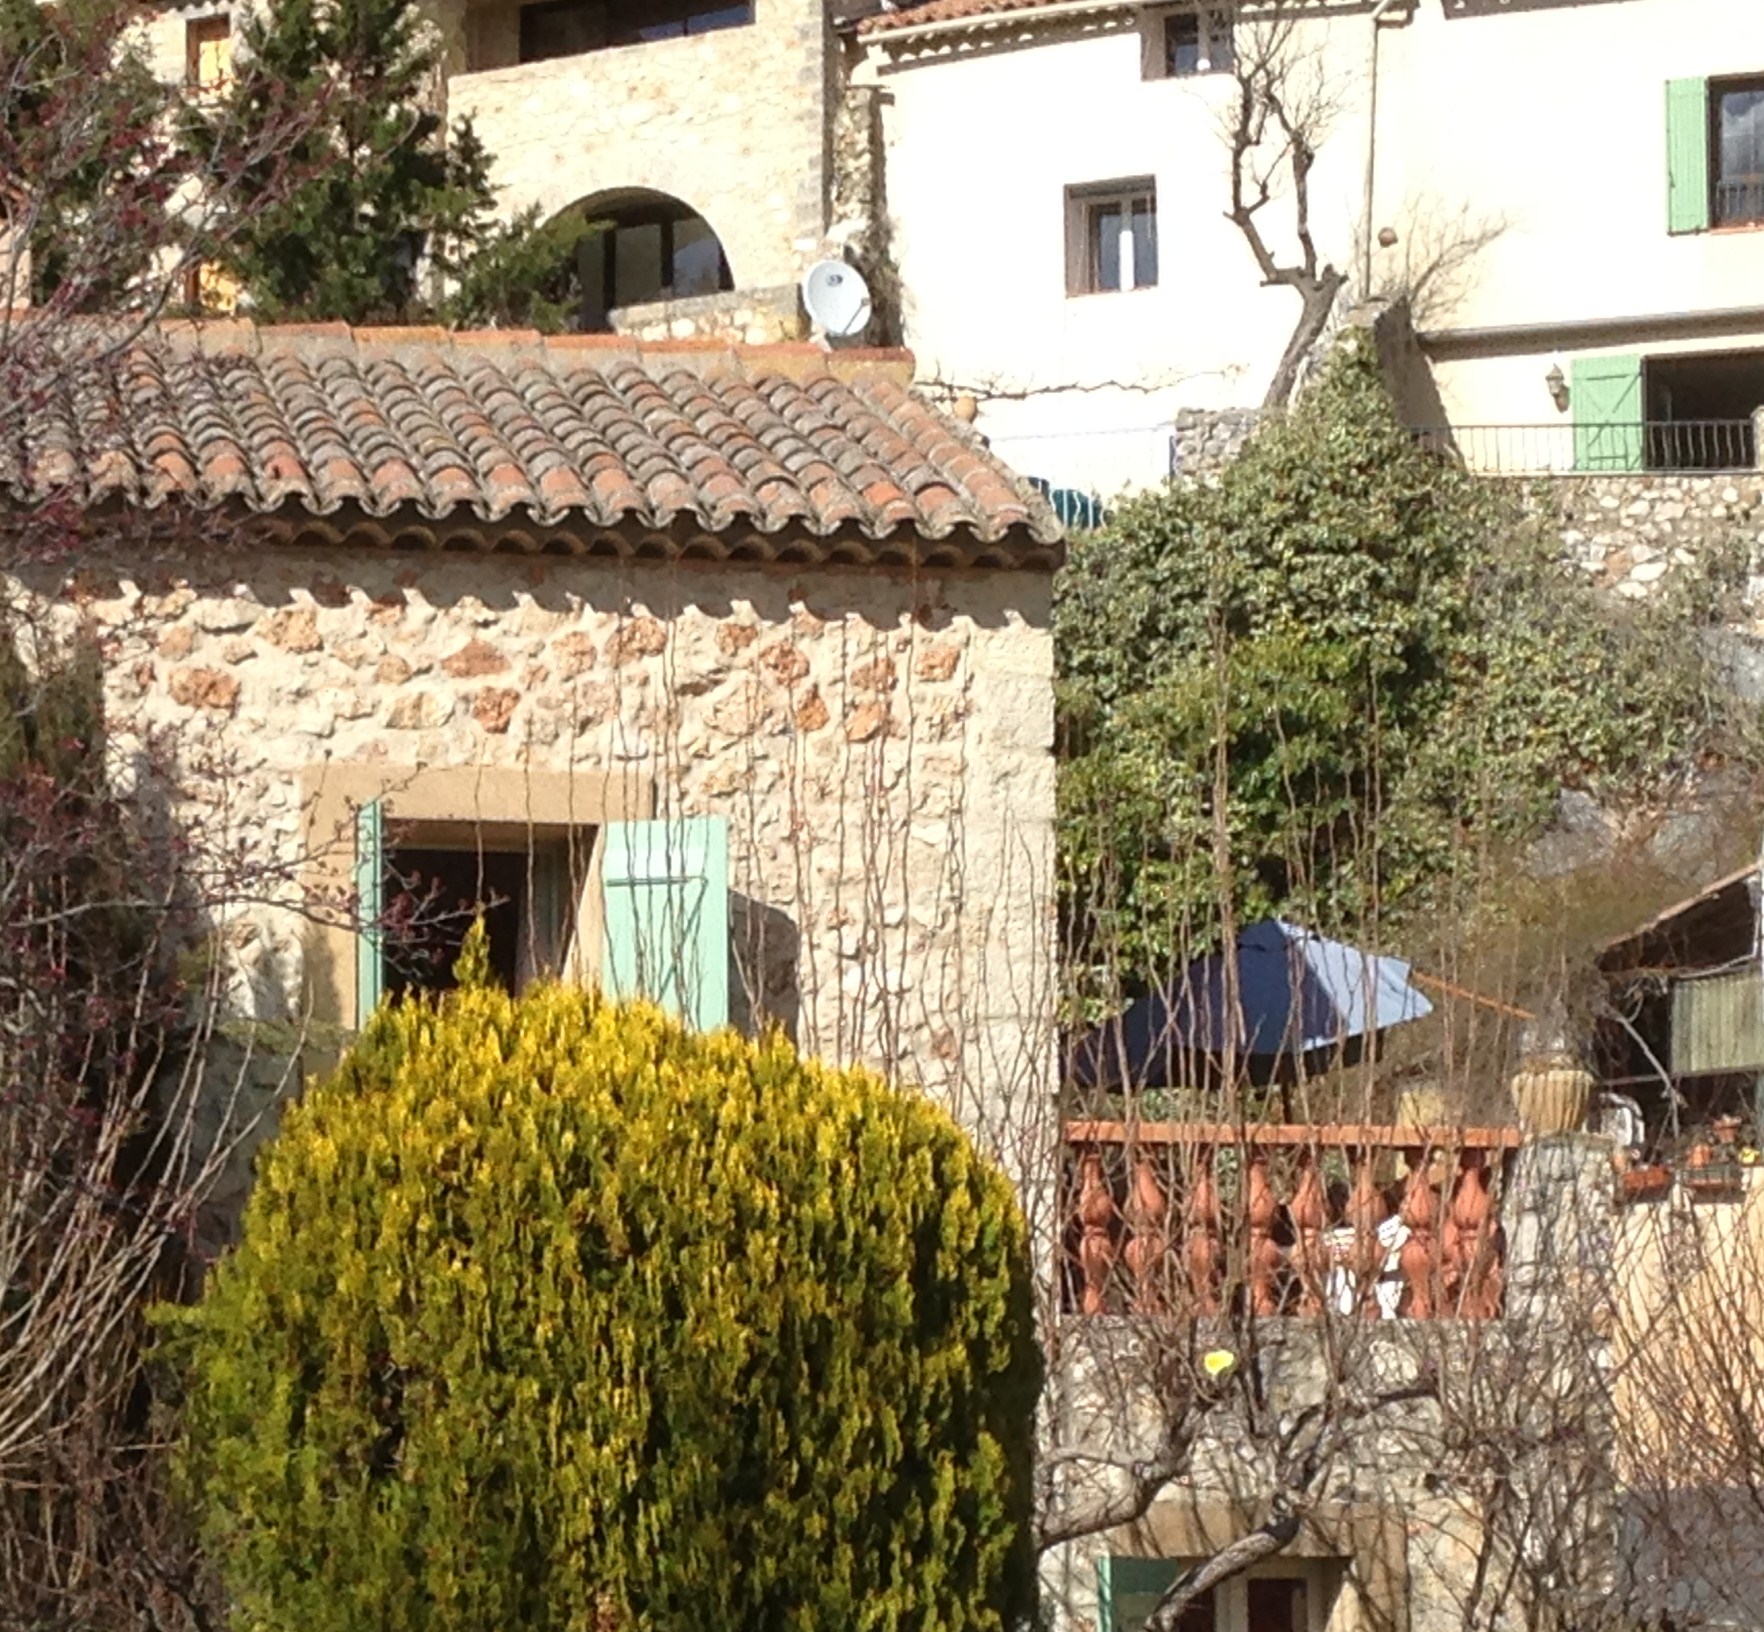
left=186, top=0, right=533, bottom=323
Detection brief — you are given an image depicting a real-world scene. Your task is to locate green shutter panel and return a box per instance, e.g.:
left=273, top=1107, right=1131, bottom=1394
left=1096, top=1556, right=1114, bottom=1632
left=354, top=798, right=384, bottom=1028
left=1571, top=354, right=1644, bottom=472
left=1667, top=77, right=1711, bottom=235
left=601, top=816, right=729, bottom=1031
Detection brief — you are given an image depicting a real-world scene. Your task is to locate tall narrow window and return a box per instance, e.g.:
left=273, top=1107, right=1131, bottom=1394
left=1068, top=182, right=1158, bottom=295
left=1714, top=76, right=1764, bottom=226
left=185, top=15, right=232, bottom=94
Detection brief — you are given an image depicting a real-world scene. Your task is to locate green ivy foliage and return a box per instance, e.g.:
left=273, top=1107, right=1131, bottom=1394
left=171, top=957, right=1040, bottom=1632
left=1057, top=334, right=1726, bottom=990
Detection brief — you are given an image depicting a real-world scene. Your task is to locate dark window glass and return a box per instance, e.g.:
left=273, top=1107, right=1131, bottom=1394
left=1131, top=197, right=1158, bottom=288
left=1164, top=9, right=1231, bottom=77
left=573, top=200, right=733, bottom=329
left=1714, top=78, right=1764, bottom=226
left=1246, top=1578, right=1307, bottom=1632
left=520, top=0, right=609, bottom=62
left=1080, top=190, right=1156, bottom=293
left=1165, top=12, right=1201, bottom=74
left=519, top=0, right=751, bottom=62
left=1090, top=200, right=1124, bottom=292
left=382, top=847, right=528, bottom=997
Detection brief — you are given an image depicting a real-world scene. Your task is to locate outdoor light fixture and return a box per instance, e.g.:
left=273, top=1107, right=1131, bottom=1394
left=1545, top=364, right=1570, bottom=413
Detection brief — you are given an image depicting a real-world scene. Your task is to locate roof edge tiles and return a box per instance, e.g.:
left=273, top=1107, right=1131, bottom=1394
left=7, top=320, right=1062, bottom=569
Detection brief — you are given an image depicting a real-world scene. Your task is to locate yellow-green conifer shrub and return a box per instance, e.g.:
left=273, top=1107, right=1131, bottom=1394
left=175, top=948, right=1040, bottom=1632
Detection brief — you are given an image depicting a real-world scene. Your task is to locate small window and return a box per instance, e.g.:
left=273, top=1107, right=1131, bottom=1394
left=1067, top=182, right=1158, bottom=295
left=185, top=15, right=231, bottom=93
left=1713, top=75, right=1764, bottom=227
left=1163, top=8, right=1234, bottom=77
left=379, top=829, right=583, bottom=1000
left=517, top=0, right=753, bottom=64
left=184, top=260, right=240, bottom=314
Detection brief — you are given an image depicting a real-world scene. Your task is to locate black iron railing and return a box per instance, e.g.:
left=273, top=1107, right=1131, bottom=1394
left=1412, top=421, right=1758, bottom=476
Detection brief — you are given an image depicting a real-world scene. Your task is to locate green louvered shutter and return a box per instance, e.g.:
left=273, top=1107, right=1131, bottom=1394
left=354, top=798, right=384, bottom=1028
left=1667, top=77, right=1711, bottom=235
left=1100, top=1558, right=1182, bottom=1632
left=1571, top=354, right=1644, bottom=471
left=601, top=816, right=729, bottom=1031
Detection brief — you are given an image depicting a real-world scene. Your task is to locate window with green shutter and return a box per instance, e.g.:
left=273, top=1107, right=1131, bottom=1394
left=601, top=816, right=729, bottom=1031
left=1571, top=354, right=1644, bottom=472
left=1667, top=77, right=1712, bottom=235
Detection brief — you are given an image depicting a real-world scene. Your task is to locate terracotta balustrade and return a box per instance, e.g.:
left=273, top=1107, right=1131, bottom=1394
left=1060, top=1122, right=1520, bottom=1320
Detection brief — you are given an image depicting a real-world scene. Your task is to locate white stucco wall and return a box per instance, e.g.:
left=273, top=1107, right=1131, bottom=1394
left=860, top=0, right=1764, bottom=494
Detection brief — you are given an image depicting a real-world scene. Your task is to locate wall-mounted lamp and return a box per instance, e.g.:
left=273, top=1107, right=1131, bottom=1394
left=1545, top=364, right=1570, bottom=414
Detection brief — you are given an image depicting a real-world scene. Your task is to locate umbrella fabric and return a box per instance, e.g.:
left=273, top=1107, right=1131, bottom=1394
left=1069, top=919, right=1434, bottom=1091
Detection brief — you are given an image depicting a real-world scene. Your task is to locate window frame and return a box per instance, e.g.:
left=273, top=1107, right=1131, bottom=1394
left=1158, top=6, right=1235, bottom=79
left=1066, top=180, right=1159, bottom=297
left=302, top=764, right=650, bottom=1031
left=1710, top=73, right=1764, bottom=229
left=184, top=13, right=232, bottom=94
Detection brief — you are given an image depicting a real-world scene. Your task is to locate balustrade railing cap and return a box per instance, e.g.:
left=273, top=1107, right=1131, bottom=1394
left=1063, top=1119, right=1522, bottom=1149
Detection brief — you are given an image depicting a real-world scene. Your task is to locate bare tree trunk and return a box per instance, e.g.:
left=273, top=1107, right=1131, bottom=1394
left=1262, top=268, right=1345, bottom=410
left=1144, top=1514, right=1301, bottom=1632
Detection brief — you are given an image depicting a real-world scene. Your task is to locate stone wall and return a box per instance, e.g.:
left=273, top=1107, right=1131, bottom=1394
left=1042, top=1137, right=1623, bottom=1632
left=43, top=544, right=1058, bottom=1240
left=1540, top=473, right=1763, bottom=602
left=1169, top=408, right=1263, bottom=479
left=611, top=284, right=806, bottom=345
left=438, top=0, right=833, bottom=293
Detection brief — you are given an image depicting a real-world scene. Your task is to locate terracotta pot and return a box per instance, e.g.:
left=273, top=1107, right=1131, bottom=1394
left=1507, top=1053, right=1593, bottom=1136
left=1621, top=1164, right=1672, bottom=1202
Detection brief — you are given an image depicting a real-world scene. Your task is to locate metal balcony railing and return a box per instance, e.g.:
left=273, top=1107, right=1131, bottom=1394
left=1412, top=421, right=1759, bottom=476
left=1061, top=1121, right=1521, bottom=1321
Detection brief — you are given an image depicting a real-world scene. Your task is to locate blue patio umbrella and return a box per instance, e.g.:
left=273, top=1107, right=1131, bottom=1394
left=1070, top=919, right=1434, bottom=1090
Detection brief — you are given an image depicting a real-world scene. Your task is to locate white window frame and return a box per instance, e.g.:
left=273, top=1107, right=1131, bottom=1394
left=1066, top=180, right=1158, bottom=296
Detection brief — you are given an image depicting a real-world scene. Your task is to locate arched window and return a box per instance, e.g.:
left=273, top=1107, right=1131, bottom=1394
left=564, top=190, right=733, bottom=332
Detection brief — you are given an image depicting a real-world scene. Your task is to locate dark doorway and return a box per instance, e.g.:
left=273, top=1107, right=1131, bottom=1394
left=571, top=191, right=733, bottom=331
left=1246, top=1578, right=1309, bottom=1632
left=1643, top=349, right=1764, bottom=469
left=383, top=846, right=528, bottom=996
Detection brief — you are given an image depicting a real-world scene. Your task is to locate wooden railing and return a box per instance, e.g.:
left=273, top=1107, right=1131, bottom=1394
left=1061, top=1122, right=1522, bottom=1321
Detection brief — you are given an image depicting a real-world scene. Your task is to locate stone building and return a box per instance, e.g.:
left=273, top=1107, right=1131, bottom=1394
left=142, top=0, right=891, bottom=346
left=11, top=321, right=1061, bottom=1221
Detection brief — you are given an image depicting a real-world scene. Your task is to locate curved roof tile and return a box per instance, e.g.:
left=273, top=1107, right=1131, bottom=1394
left=6, top=322, right=1062, bottom=567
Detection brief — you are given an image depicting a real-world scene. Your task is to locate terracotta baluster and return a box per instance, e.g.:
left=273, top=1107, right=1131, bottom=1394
left=1397, top=1144, right=1441, bottom=1319
left=1289, top=1152, right=1327, bottom=1315
left=1184, top=1143, right=1221, bottom=1315
left=1077, top=1153, right=1117, bottom=1315
left=1345, top=1147, right=1386, bottom=1318
left=1124, top=1155, right=1170, bottom=1313
left=1246, top=1148, right=1282, bottom=1315
left=1444, top=1152, right=1500, bottom=1318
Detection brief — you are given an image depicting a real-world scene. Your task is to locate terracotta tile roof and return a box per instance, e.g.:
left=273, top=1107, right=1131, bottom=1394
left=8, top=323, right=1062, bottom=569
left=855, top=0, right=1122, bottom=35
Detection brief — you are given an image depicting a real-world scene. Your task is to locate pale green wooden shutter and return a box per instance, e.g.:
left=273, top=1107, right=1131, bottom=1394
left=354, top=798, right=384, bottom=1027
left=1667, top=78, right=1711, bottom=235
left=1099, top=1558, right=1181, bottom=1632
left=1571, top=354, right=1644, bottom=471
left=601, top=816, right=729, bottom=1031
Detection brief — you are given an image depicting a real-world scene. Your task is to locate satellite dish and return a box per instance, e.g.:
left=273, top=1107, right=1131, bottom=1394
left=801, top=260, right=873, bottom=340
